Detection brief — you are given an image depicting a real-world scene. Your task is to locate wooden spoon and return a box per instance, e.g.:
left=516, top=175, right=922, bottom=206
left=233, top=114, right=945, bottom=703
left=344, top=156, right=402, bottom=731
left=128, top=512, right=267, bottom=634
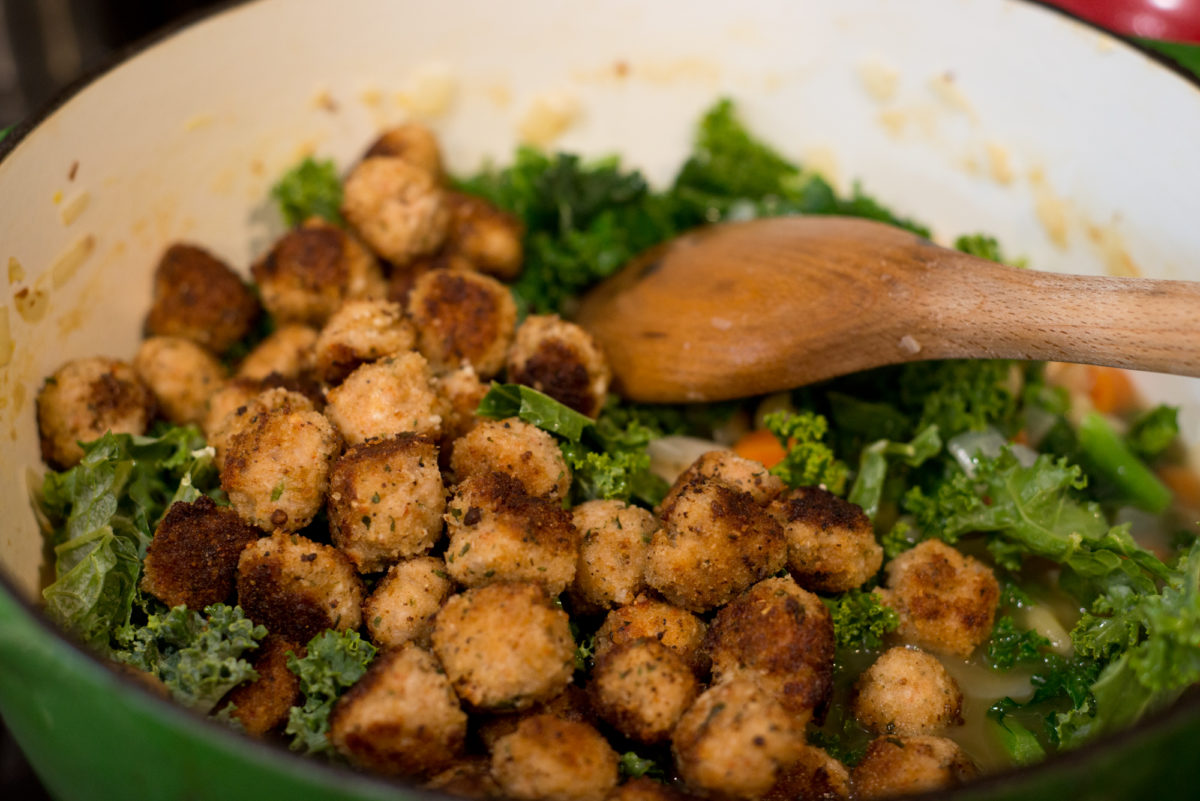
left=575, top=216, right=1200, bottom=403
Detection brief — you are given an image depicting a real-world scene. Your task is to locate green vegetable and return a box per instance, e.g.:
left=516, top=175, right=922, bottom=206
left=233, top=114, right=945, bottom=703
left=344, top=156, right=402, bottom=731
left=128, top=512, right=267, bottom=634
left=986, top=583, right=1051, bottom=671
left=763, top=410, right=849, bottom=494
left=847, top=424, right=941, bottom=520
left=986, top=700, right=1047, bottom=765
left=476, top=382, right=593, bottom=440
left=618, top=751, right=665, bottom=780
left=1125, top=404, right=1179, bottom=461
left=824, top=590, right=899, bottom=651
left=285, top=630, right=378, bottom=756
left=112, top=604, right=266, bottom=714
left=954, top=233, right=1026, bottom=268
left=1076, top=411, right=1172, bottom=513
left=271, top=156, right=343, bottom=227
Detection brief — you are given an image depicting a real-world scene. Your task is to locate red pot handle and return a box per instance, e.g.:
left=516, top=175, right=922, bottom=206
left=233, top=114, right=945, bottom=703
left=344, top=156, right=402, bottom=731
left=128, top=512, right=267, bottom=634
left=1044, top=0, right=1200, bottom=43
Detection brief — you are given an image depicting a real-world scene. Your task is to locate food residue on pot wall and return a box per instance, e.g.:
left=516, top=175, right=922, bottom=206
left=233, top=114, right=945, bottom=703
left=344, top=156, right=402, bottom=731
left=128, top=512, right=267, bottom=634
left=518, top=91, right=581, bottom=148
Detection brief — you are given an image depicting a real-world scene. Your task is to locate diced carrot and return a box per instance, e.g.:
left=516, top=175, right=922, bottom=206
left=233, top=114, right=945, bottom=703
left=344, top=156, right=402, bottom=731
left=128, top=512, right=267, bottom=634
left=1011, top=429, right=1029, bottom=446
left=1158, top=464, right=1200, bottom=512
left=733, top=429, right=787, bottom=469
left=1087, top=365, right=1138, bottom=415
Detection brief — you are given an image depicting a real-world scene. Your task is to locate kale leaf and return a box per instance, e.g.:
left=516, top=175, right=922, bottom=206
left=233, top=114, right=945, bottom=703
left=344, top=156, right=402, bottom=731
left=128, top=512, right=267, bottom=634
left=763, top=410, right=848, bottom=494
left=824, top=589, right=899, bottom=651
left=954, top=233, right=1026, bottom=267
left=847, top=424, right=941, bottom=520
left=271, top=157, right=343, bottom=227
left=1125, top=404, right=1180, bottom=461
left=285, top=629, right=378, bottom=756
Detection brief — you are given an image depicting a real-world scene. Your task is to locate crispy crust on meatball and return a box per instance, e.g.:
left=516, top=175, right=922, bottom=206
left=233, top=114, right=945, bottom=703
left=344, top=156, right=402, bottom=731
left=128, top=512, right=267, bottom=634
left=768, top=487, right=883, bottom=593
left=594, top=596, right=708, bottom=676
left=877, top=540, right=1000, bottom=657
left=571, top=500, right=657, bottom=612
left=134, top=336, right=226, bottom=425
left=443, top=190, right=524, bottom=280
left=342, top=156, right=450, bottom=266
left=140, top=496, right=261, bottom=610
left=327, top=433, right=445, bottom=572
left=424, top=757, right=504, bottom=800
left=37, top=356, right=155, bottom=469
left=490, top=714, right=619, bottom=801
left=364, top=122, right=444, bottom=181
left=436, top=363, right=489, bottom=447
left=588, top=638, right=698, bottom=743
left=850, top=735, right=977, bottom=800
left=203, top=376, right=323, bottom=444
left=324, top=351, right=444, bottom=445
left=475, top=685, right=591, bottom=751
left=608, top=778, right=696, bottom=801
left=851, top=647, right=964, bottom=736
left=762, top=746, right=851, bottom=801
left=507, top=315, right=610, bottom=418
left=144, top=243, right=260, bottom=354
left=431, top=582, right=575, bottom=712
left=313, top=299, right=417, bottom=385
left=221, top=635, right=302, bottom=737
left=661, top=450, right=786, bottom=510
left=407, top=269, right=516, bottom=377
left=329, top=643, right=467, bottom=777
left=450, top=417, right=571, bottom=499
left=364, top=556, right=455, bottom=649
left=208, top=386, right=316, bottom=471
left=236, top=531, right=363, bottom=644
left=235, top=324, right=319, bottom=382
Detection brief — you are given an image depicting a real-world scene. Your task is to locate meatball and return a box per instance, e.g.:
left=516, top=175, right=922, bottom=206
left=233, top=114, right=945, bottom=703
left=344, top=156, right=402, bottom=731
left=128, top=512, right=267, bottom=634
left=443, top=190, right=523, bottom=280
left=608, top=778, right=696, bottom=801
left=476, top=685, right=591, bottom=750
left=443, top=471, right=579, bottom=596
left=329, top=643, right=467, bottom=777
left=342, top=156, right=450, bottom=266
left=763, top=746, right=851, bottom=801
left=144, top=243, right=260, bottom=354
left=424, top=758, right=504, bottom=800
left=37, top=356, right=155, bottom=468
left=313, top=299, right=417, bottom=384
left=877, top=540, right=1000, bottom=657
left=221, top=635, right=302, bottom=737
left=768, top=486, right=883, bottom=593
left=450, top=417, right=571, bottom=499
left=594, top=596, right=708, bottom=676
left=672, top=678, right=807, bottom=800
left=436, top=363, right=489, bottom=446
left=588, top=638, right=698, bottom=744
left=363, top=556, right=454, bottom=648
left=851, top=647, right=964, bottom=736
left=407, top=269, right=516, bottom=377
left=323, top=351, right=444, bottom=445
left=220, top=402, right=341, bottom=532
left=704, top=576, right=835, bottom=722
left=660, top=450, right=785, bottom=509
left=431, top=582, right=575, bottom=711
left=850, top=735, right=977, bottom=800
left=236, top=531, right=363, bottom=644
left=133, top=336, right=226, bottom=426
left=644, top=477, right=787, bottom=612
left=203, top=375, right=323, bottom=443
left=327, top=433, right=445, bottom=572
left=207, top=386, right=316, bottom=471
left=235, top=324, right=319, bottom=382
left=570, top=500, right=658, bottom=612
left=364, top=122, right=444, bottom=181
left=490, top=714, right=619, bottom=801
left=140, top=496, right=261, bottom=610
left=252, top=218, right=386, bottom=327
left=506, top=315, right=610, bottom=418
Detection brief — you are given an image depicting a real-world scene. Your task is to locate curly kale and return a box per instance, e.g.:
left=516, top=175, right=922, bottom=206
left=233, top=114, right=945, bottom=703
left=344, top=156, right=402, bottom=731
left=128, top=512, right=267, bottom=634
left=824, top=590, right=899, bottom=652
left=271, top=156, right=343, bottom=227
left=762, top=410, right=848, bottom=494
left=285, top=630, right=378, bottom=756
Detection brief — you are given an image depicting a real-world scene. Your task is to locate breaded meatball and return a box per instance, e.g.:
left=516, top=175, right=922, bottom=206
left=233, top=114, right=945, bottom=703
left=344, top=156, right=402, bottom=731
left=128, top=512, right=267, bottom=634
left=236, top=324, right=319, bottom=382
left=221, top=635, right=302, bottom=737
left=450, top=417, right=571, bottom=499
left=704, top=576, right=835, bottom=721
left=443, top=472, right=579, bottom=596
left=144, top=243, right=260, bottom=354
left=571, top=500, right=657, bottom=612
left=236, top=531, right=363, bottom=643
left=768, top=487, right=883, bottom=593
left=407, top=269, right=516, bottom=377
left=342, top=156, right=450, bottom=266
left=644, top=477, right=787, bottom=612
left=220, top=403, right=341, bottom=532
left=327, top=433, right=445, bottom=572
left=437, top=363, right=489, bottom=446
left=140, top=496, right=261, bottom=610
left=608, top=778, right=695, bottom=801
left=588, top=638, right=698, bottom=743
left=660, top=450, right=785, bottom=510
left=208, top=386, right=316, bottom=471
left=672, top=678, right=807, bottom=800
left=476, top=685, right=591, bottom=750
left=364, top=556, right=454, bottom=648
left=252, top=218, right=386, bottom=327
left=763, top=746, right=851, bottom=801
left=490, top=714, right=619, bottom=801
left=594, top=596, right=708, bottom=675
left=850, top=735, right=977, bottom=800
left=313, top=299, right=417, bottom=384
left=507, top=315, right=610, bottom=418
left=329, top=643, right=467, bottom=777
left=133, top=336, right=226, bottom=425
left=877, top=540, right=1000, bottom=657
left=851, top=647, right=964, bottom=736
left=37, top=356, right=155, bottom=468
left=203, top=375, right=323, bottom=443
left=364, top=122, right=444, bottom=181
left=324, top=351, right=444, bottom=445
left=424, top=758, right=504, bottom=800
left=431, top=582, right=574, bottom=711
left=387, top=250, right=470, bottom=307
left=443, top=190, right=523, bottom=280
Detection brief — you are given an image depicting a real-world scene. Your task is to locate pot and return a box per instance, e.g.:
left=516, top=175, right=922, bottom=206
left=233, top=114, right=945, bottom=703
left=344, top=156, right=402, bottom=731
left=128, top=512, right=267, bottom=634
left=1, top=1, right=1199, bottom=799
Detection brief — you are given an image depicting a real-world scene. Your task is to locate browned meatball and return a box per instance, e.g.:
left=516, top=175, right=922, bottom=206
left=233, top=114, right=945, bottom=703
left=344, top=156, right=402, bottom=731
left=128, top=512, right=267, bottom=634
left=329, top=643, right=467, bottom=777
left=851, top=735, right=977, bottom=800
left=251, top=218, right=386, bottom=327
left=207, top=386, right=316, bottom=471
left=407, top=269, right=516, bottom=377
left=235, top=324, right=319, bottom=382
left=851, top=647, right=964, bottom=736
left=313, top=299, right=416, bottom=384
left=450, top=417, right=571, bottom=499
left=507, top=315, right=610, bottom=417
left=475, top=685, right=591, bottom=751
left=768, top=486, right=883, bottom=593
left=327, top=433, right=445, bottom=572
left=203, top=376, right=323, bottom=444
left=133, top=336, right=226, bottom=426
left=762, top=746, right=850, bottom=801
left=424, top=758, right=504, bottom=800
left=571, top=500, right=658, bottom=612
left=323, top=351, right=445, bottom=445
left=221, top=635, right=302, bottom=737
left=490, top=714, right=619, bottom=801
left=342, top=156, right=450, bottom=266
left=660, top=450, right=786, bottom=509
left=363, top=556, right=454, bottom=648
left=644, top=477, right=787, bottom=612
left=594, top=596, right=708, bottom=676
left=436, top=363, right=489, bottom=446
left=364, top=122, right=444, bottom=181
left=588, top=638, right=698, bottom=743
left=877, top=540, right=1000, bottom=657
left=37, top=356, right=155, bottom=468
left=608, top=778, right=696, bottom=801
left=443, top=190, right=524, bottom=280
left=140, top=496, right=261, bottom=610
left=144, top=243, right=260, bottom=355
left=236, top=531, right=363, bottom=644
left=704, top=576, right=835, bottom=722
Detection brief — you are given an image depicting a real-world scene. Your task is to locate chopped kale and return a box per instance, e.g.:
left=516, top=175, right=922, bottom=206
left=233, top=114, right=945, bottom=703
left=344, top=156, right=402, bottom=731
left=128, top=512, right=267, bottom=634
left=285, top=629, right=378, bottom=757
left=762, top=410, right=849, bottom=494
left=824, top=590, right=899, bottom=651
left=271, top=156, right=343, bottom=227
